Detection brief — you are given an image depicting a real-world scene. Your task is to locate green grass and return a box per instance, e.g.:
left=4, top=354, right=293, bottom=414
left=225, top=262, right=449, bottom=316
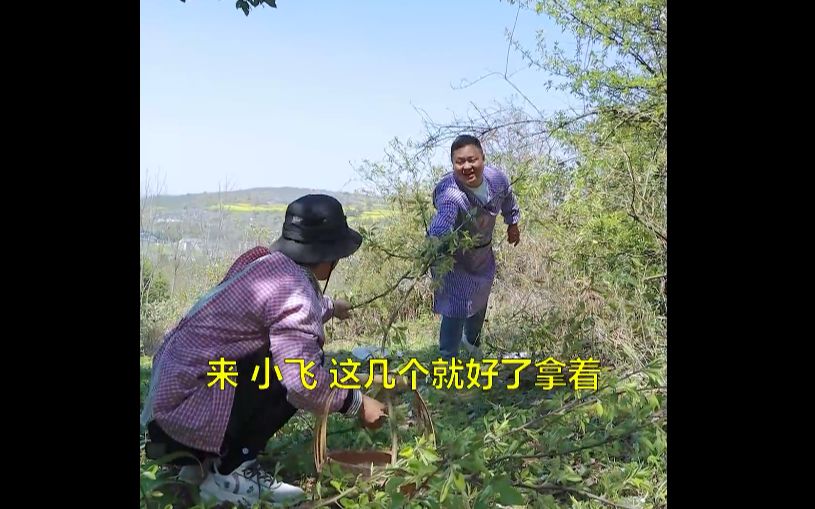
left=140, top=318, right=666, bottom=509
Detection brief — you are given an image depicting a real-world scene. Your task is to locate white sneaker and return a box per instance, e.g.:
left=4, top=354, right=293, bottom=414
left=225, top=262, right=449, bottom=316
left=199, top=459, right=305, bottom=505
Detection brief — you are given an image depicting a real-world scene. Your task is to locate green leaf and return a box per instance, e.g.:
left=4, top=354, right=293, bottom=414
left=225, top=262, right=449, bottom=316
left=492, top=476, right=524, bottom=505
left=506, top=439, right=521, bottom=455
left=385, top=477, right=405, bottom=493
left=454, top=472, right=466, bottom=494
left=420, top=448, right=440, bottom=463
left=389, top=492, right=405, bottom=509
left=594, top=401, right=604, bottom=417
left=440, top=472, right=452, bottom=502
left=541, top=494, right=559, bottom=509
left=474, top=499, right=490, bottom=509
left=556, top=465, right=583, bottom=484
left=562, top=472, right=582, bottom=483
left=647, top=393, right=660, bottom=410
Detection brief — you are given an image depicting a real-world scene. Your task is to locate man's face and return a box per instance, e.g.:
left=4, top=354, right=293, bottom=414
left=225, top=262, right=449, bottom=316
left=452, top=144, right=485, bottom=188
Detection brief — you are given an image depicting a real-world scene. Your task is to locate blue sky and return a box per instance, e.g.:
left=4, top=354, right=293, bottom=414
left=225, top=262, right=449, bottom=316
left=140, top=0, right=578, bottom=196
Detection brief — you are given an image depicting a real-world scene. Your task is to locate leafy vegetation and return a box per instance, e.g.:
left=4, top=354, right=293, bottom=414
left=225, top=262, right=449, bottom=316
left=141, top=1, right=667, bottom=507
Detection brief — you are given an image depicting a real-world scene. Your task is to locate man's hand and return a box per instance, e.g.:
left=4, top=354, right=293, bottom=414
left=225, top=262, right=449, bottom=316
left=507, top=223, right=520, bottom=246
left=333, top=299, right=353, bottom=320
left=360, top=394, right=387, bottom=429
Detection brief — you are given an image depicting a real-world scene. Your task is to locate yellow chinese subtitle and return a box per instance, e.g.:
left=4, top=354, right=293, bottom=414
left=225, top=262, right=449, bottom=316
left=207, top=357, right=601, bottom=391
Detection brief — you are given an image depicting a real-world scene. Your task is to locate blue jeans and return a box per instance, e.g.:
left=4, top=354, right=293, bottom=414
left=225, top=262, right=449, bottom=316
left=439, top=308, right=487, bottom=360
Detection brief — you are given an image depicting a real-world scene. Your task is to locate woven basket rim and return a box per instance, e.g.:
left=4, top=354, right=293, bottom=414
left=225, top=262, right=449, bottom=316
left=326, top=449, right=394, bottom=465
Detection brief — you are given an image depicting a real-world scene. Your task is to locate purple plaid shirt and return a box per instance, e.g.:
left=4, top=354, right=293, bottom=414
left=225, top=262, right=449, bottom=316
left=428, top=165, right=521, bottom=319
left=141, top=247, right=361, bottom=453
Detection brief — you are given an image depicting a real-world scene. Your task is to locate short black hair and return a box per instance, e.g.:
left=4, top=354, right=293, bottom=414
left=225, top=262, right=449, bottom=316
left=450, top=134, right=484, bottom=160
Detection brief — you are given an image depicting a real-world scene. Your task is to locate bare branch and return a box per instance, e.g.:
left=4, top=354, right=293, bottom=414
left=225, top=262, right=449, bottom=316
left=622, top=148, right=639, bottom=216
left=347, top=268, right=413, bottom=311
left=515, top=482, right=638, bottom=509
left=622, top=148, right=666, bottom=244
left=504, top=76, right=545, bottom=118
left=454, top=71, right=506, bottom=91
left=493, top=408, right=665, bottom=464
left=364, top=234, right=416, bottom=261
left=505, top=2, right=522, bottom=76
left=451, top=5, right=544, bottom=121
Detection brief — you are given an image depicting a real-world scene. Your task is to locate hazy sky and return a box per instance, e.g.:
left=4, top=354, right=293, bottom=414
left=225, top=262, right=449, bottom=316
left=140, top=0, right=577, bottom=196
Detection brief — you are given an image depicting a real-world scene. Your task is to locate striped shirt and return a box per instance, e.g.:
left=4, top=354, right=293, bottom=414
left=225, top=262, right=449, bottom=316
left=140, top=247, right=362, bottom=453
left=428, top=165, right=521, bottom=318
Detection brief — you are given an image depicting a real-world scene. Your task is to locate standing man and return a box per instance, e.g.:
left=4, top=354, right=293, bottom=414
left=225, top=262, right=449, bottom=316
left=427, top=134, right=521, bottom=360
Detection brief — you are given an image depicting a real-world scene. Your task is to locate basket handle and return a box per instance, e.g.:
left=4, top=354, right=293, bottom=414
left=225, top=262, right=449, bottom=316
left=313, top=375, right=435, bottom=473
left=314, top=387, right=333, bottom=473
left=387, top=393, right=397, bottom=464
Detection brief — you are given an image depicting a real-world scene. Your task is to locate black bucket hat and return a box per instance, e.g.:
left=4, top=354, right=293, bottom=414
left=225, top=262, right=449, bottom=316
left=270, top=194, right=363, bottom=265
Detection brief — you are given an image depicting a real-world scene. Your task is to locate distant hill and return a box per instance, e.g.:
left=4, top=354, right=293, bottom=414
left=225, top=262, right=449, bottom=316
left=140, top=187, right=391, bottom=254
left=145, top=187, right=379, bottom=211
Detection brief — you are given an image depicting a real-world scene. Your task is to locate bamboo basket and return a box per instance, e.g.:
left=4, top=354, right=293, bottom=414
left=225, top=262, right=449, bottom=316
left=313, top=373, right=435, bottom=478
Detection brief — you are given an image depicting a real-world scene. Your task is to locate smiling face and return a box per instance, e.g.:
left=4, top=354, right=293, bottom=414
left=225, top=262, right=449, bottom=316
left=452, top=144, right=485, bottom=188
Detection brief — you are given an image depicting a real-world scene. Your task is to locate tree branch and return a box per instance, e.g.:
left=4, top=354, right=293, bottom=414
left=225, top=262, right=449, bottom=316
left=515, top=482, right=638, bottom=509
left=366, top=241, right=414, bottom=261
left=378, top=254, right=437, bottom=352
left=505, top=2, right=522, bottom=76
left=492, top=410, right=665, bottom=464
left=347, top=269, right=413, bottom=311
left=452, top=3, right=544, bottom=121
left=622, top=148, right=666, bottom=244
left=551, top=0, right=656, bottom=76
left=506, top=366, right=656, bottom=436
